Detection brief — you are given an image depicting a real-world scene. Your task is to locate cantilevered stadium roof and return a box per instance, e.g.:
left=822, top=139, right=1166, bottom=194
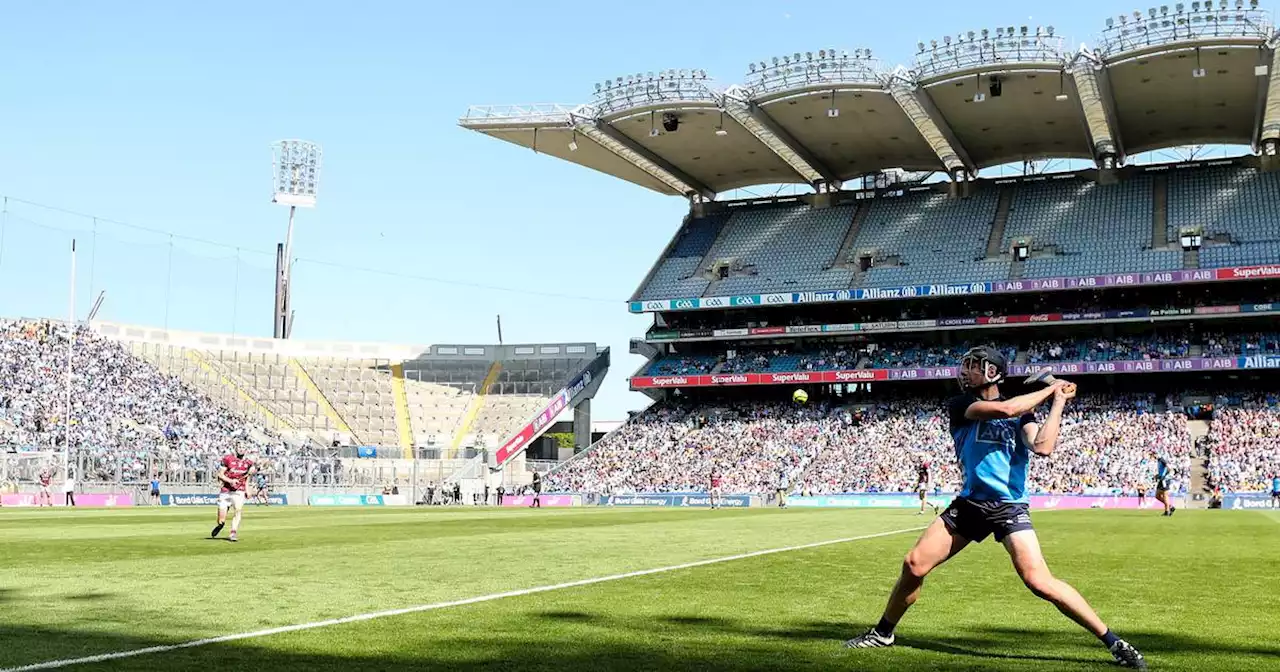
left=460, top=2, right=1279, bottom=198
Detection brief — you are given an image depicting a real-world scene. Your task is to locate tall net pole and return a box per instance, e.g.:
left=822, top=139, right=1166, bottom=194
left=64, top=239, right=76, bottom=479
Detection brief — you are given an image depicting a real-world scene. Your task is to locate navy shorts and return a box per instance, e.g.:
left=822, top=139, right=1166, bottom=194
left=1272, top=491, right=1280, bottom=498
left=940, top=497, right=1033, bottom=543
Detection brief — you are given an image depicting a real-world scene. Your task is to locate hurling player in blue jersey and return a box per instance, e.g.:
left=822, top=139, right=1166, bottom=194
left=1154, top=453, right=1177, bottom=516
left=845, top=346, right=1146, bottom=669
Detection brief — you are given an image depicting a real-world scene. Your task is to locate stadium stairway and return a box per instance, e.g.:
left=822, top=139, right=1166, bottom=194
left=1153, top=173, right=1169, bottom=249
left=449, top=361, right=503, bottom=458
left=1009, top=256, right=1026, bottom=280
left=389, top=363, right=414, bottom=455
left=288, top=358, right=357, bottom=443
left=986, top=188, right=1014, bottom=258
left=1183, top=248, right=1200, bottom=269
left=830, top=201, right=870, bottom=270
left=1187, top=419, right=1211, bottom=508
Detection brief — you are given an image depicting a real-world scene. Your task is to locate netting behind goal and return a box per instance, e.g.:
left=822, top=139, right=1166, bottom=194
left=0, top=452, right=61, bottom=492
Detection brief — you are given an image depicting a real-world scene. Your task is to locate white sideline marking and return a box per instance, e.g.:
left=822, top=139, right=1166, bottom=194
left=3, top=526, right=922, bottom=671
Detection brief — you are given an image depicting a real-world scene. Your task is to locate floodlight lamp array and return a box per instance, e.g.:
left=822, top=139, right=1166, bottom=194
left=914, top=27, right=1067, bottom=79
left=272, top=140, right=321, bottom=206
left=745, top=48, right=882, bottom=95
left=591, top=69, right=717, bottom=116
left=1099, top=1, right=1272, bottom=57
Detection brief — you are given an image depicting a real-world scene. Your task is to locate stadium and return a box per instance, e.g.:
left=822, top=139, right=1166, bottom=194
left=4, top=2, right=1280, bottom=671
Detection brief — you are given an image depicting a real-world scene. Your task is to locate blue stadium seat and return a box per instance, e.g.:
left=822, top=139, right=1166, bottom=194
left=1168, top=165, right=1280, bottom=248
left=634, top=213, right=730, bottom=300
left=1004, top=175, right=1179, bottom=278
left=701, top=204, right=858, bottom=296
left=855, top=189, right=1006, bottom=286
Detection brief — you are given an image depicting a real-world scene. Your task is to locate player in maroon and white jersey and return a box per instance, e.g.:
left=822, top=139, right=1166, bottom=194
left=211, top=445, right=255, bottom=542
left=709, top=468, right=723, bottom=510
left=916, top=460, right=934, bottom=516
left=38, top=470, right=53, bottom=507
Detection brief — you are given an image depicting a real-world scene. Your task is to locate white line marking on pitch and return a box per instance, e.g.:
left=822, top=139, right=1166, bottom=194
left=3, top=526, right=923, bottom=671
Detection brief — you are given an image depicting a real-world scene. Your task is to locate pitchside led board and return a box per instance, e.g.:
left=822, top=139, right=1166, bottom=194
left=628, top=265, right=1279, bottom=313
left=160, top=494, right=289, bottom=506
left=632, top=355, right=1279, bottom=390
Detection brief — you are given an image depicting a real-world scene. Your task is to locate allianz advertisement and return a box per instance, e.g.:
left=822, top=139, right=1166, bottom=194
left=160, top=493, right=289, bottom=506
left=602, top=493, right=751, bottom=508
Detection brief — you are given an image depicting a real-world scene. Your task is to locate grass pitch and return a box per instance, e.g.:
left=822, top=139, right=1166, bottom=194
left=1, top=506, right=1277, bottom=671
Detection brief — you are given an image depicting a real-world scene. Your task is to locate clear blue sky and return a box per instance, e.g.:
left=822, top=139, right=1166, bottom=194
left=0, top=0, right=1136, bottom=420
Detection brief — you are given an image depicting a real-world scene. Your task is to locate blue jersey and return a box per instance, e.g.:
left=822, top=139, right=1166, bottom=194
left=1272, top=477, right=1280, bottom=491
left=948, top=394, right=1037, bottom=503
left=1157, top=458, right=1169, bottom=483
left=149, top=479, right=160, bottom=491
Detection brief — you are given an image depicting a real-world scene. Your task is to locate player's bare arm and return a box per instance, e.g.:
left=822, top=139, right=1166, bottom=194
left=216, top=466, right=235, bottom=488
left=965, top=382, right=1062, bottom=421
left=1028, top=383, right=1073, bottom=456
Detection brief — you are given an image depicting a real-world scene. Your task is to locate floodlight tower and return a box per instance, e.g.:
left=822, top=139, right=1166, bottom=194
left=270, top=140, right=322, bottom=339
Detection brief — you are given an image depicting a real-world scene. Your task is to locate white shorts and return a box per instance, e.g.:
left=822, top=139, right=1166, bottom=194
left=217, top=492, right=246, bottom=511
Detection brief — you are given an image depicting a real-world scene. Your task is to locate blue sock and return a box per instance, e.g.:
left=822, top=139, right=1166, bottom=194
left=875, top=617, right=897, bottom=637
left=1100, top=629, right=1120, bottom=648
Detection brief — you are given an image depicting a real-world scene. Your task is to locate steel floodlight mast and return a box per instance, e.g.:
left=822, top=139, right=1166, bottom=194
left=270, top=139, right=322, bottom=339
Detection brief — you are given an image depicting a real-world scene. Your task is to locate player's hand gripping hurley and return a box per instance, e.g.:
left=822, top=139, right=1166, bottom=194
left=1028, top=370, right=1077, bottom=397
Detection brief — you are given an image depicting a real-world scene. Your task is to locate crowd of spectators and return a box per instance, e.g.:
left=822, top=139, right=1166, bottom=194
left=646, top=329, right=1280, bottom=377
left=860, top=342, right=977, bottom=369
left=1031, top=394, right=1189, bottom=494
left=549, top=394, right=1199, bottom=496
left=548, top=402, right=837, bottom=494
left=1203, top=401, right=1280, bottom=492
left=646, top=356, right=718, bottom=376
left=1201, top=332, right=1280, bottom=357
left=795, top=346, right=858, bottom=371
left=656, top=286, right=1280, bottom=336
left=1026, top=334, right=1193, bottom=363
left=0, top=319, right=339, bottom=486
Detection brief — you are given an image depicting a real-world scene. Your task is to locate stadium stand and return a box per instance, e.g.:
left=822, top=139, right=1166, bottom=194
left=98, top=322, right=601, bottom=454
left=1004, top=175, right=1180, bottom=278
left=4, top=317, right=1269, bottom=499
left=296, top=358, right=398, bottom=447
left=1025, top=334, right=1194, bottom=363
left=470, top=358, right=588, bottom=447
left=638, top=332, right=1273, bottom=374
left=1167, top=164, right=1280, bottom=244
left=0, top=320, right=606, bottom=494
left=856, top=188, right=1007, bottom=286
left=0, top=319, right=277, bottom=484
left=1168, top=164, right=1280, bottom=269
left=549, top=395, right=1192, bottom=496
left=632, top=163, right=1280, bottom=304
left=134, top=346, right=340, bottom=445
left=634, top=212, right=731, bottom=301
left=1203, top=402, right=1280, bottom=493
left=700, top=204, right=857, bottom=296
left=645, top=355, right=720, bottom=376
left=399, top=367, right=475, bottom=449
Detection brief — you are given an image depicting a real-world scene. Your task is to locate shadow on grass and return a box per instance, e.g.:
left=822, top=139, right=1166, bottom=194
left=65, top=591, right=115, bottom=602
left=2, top=617, right=1276, bottom=672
